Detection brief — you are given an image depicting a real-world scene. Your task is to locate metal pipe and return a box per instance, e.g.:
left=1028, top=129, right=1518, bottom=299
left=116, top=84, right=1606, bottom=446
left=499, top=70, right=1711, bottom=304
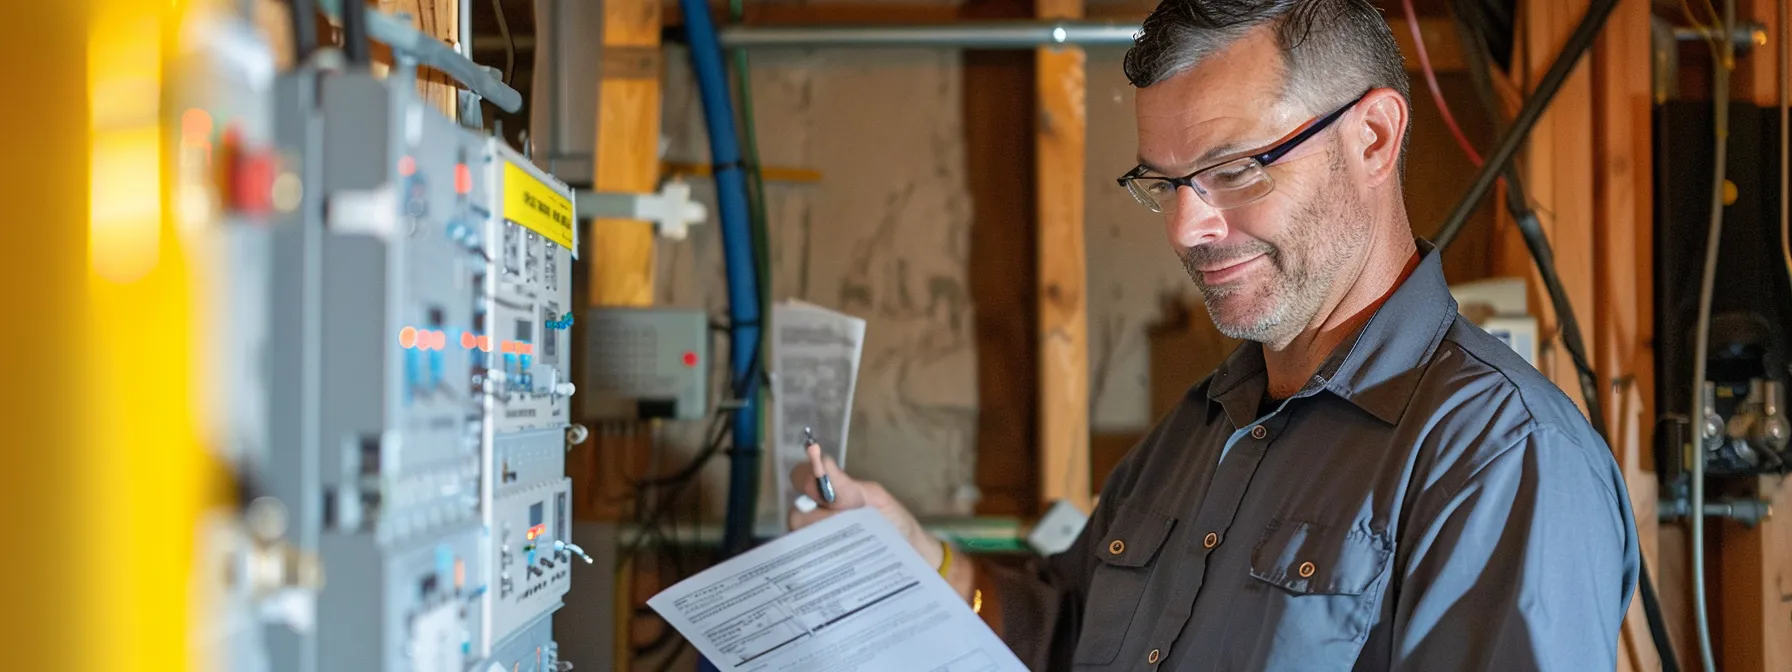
left=459, top=0, right=473, bottom=59
left=1672, top=21, right=1766, bottom=53
left=708, top=19, right=1758, bottom=52
left=1688, top=0, right=1735, bottom=668
left=364, top=7, right=523, bottom=112
left=1658, top=497, right=1774, bottom=526
left=716, top=21, right=1140, bottom=49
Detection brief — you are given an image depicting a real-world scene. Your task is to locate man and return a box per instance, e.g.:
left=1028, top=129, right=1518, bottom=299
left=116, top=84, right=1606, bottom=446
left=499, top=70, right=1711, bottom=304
left=788, top=1, right=1639, bottom=669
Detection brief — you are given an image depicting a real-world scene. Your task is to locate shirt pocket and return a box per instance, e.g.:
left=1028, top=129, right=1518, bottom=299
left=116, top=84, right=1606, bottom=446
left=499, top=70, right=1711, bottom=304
left=1073, top=506, right=1176, bottom=667
left=1246, top=518, right=1392, bottom=645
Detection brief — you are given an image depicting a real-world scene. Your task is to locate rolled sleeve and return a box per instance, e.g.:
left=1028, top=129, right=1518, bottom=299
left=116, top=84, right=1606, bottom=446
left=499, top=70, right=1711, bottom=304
left=1390, top=425, right=1639, bottom=671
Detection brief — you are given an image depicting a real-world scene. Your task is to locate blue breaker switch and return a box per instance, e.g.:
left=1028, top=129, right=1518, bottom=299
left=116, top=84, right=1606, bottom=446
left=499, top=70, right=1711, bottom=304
left=428, top=349, right=443, bottom=387
left=404, top=349, right=421, bottom=403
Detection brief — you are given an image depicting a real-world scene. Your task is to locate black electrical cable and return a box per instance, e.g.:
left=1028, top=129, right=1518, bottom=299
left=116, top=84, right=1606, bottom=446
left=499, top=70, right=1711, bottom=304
left=1433, top=0, right=1621, bottom=249
left=1443, top=2, right=1680, bottom=668
left=289, top=0, right=318, bottom=62
left=340, top=0, right=371, bottom=66
left=617, top=348, right=764, bottom=565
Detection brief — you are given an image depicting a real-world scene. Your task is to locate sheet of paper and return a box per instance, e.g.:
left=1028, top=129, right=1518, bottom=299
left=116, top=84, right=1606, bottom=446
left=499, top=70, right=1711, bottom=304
left=646, top=509, right=1027, bottom=672
left=769, top=300, right=867, bottom=525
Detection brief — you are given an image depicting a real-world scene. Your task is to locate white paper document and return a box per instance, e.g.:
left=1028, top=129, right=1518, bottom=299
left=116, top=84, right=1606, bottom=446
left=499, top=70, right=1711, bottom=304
left=769, top=300, right=867, bottom=524
left=646, top=509, right=1027, bottom=672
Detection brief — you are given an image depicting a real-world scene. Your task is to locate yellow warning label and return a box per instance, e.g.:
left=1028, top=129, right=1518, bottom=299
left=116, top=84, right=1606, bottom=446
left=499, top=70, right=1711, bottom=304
left=502, top=161, right=574, bottom=249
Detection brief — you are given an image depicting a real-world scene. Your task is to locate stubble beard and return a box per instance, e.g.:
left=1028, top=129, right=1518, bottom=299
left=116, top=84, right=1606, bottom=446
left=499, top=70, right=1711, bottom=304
left=1180, top=150, right=1368, bottom=347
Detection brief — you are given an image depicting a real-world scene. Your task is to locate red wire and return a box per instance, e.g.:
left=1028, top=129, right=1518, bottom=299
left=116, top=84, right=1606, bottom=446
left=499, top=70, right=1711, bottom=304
left=1402, top=0, right=1485, bottom=167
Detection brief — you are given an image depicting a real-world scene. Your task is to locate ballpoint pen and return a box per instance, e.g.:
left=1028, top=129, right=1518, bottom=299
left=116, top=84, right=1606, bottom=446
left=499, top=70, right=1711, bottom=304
left=805, top=426, right=836, bottom=505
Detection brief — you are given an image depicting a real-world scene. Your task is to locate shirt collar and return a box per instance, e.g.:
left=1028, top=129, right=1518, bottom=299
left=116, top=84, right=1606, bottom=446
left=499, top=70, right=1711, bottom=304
left=1206, top=239, right=1457, bottom=426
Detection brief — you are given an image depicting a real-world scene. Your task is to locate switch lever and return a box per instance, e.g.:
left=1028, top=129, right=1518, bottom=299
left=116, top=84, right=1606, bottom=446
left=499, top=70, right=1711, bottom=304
left=554, top=540, right=595, bottom=564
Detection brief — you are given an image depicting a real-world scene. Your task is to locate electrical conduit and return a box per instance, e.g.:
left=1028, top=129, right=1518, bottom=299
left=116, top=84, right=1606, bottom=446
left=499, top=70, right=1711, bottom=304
left=1688, top=1, right=1734, bottom=669
left=677, top=0, right=763, bottom=566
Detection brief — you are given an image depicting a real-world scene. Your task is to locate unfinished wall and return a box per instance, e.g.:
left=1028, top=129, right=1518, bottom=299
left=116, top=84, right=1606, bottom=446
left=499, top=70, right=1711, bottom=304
left=657, top=45, right=981, bottom=521
left=650, top=21, right=1500, bottom=521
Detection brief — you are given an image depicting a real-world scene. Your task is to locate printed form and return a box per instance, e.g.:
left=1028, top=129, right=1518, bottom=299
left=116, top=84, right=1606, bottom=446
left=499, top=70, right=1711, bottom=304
left=646, top=509, right=1027, bottom=672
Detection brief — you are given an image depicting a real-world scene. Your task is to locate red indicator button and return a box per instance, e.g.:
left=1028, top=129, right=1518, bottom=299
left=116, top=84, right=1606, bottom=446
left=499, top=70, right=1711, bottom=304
left=682, top=351, right=699, bottom=367
left=455, top=164, right=471, bottom=194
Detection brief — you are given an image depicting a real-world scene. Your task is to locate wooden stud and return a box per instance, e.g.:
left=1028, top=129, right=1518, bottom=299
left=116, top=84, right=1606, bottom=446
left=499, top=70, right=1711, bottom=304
left=1495, top=0, right=1598, bottom=419
left=1593, top=0, right=1667, bottom=668
left=965, top=42, right=1041, bottom=519
left=375, top=0, right=460, bottom=117
left=1035, top=0, right=1090, bottom=513
left=591, top=0, right=661, bottom=307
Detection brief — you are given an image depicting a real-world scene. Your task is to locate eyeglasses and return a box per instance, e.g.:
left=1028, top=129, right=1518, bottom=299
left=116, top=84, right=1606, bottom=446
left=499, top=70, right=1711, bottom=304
left=1117, top=91, right=1369, bottom=213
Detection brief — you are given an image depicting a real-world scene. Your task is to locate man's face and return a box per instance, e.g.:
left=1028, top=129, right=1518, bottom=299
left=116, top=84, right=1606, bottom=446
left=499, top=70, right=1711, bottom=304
left=1134, top=31, right=1371, bottom=346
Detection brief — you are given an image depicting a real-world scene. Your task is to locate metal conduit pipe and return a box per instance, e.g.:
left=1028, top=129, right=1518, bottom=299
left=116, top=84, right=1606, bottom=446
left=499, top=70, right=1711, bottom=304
left=707, top=20, right=1751, bottom=52
left=715, top=21, right=1141, bottom=49
left=1658, top=497, right=1774, bottom=527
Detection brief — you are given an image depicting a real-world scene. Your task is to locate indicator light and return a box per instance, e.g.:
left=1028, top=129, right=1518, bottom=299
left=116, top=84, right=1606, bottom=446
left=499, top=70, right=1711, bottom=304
left=682, top=351, right=698, bottom=367
left=398, top=155, right=416, bottom=176
left=398, top=326, right=418, bottom=349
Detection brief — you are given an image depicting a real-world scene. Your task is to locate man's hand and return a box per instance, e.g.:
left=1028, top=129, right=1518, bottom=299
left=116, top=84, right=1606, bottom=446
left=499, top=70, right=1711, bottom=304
left=786, top=456, right=945, bottom=570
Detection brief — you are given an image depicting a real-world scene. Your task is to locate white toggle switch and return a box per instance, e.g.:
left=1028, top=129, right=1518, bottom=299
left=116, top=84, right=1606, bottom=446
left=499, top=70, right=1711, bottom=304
left=553, top=382, right=575, bottom=397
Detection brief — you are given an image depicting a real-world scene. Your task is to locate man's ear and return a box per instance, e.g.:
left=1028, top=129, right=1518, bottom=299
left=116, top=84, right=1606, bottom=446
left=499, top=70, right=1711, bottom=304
left=1354, top=88, right=1408, bottom=186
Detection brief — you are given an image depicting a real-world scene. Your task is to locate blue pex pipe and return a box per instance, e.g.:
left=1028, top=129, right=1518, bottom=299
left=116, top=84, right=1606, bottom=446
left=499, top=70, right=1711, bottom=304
left=677, top=0, right=763, bottom=566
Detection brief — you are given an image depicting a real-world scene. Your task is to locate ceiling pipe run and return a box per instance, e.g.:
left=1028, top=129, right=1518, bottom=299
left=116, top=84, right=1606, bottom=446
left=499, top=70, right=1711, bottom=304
left=714, top=21, right=1141, bottom=49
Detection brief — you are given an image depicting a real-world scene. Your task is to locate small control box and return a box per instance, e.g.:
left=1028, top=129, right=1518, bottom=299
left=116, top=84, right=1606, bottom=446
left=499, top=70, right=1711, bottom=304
left=583, top=307, right=710, bottom=421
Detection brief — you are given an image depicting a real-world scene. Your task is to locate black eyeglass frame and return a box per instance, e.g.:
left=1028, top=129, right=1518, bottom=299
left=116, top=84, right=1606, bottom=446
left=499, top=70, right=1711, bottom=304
left=1116, top=90, right=1372, bottom=211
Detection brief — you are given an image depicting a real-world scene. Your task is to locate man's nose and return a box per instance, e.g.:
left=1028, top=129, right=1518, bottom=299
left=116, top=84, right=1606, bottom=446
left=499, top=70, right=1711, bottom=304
left=1167, top=186, right=1227, bottom=248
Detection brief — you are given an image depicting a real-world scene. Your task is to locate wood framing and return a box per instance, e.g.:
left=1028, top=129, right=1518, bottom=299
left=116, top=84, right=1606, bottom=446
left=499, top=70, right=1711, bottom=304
left=1035, top=0, right=1091, bottom=512
left=375, top=0, right=460, bottom=116
left=568, top=0, right=663, bottom=525
left=591, top=0, right=662, bottom=307
left=1592, top=0, right=1665, bottom=668
left=1496, top=0, right=1598, bottom=420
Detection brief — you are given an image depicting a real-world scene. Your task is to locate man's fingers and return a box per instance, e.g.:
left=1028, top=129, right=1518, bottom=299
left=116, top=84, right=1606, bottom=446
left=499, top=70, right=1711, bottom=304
left=786, top=455, right=869, bottom=510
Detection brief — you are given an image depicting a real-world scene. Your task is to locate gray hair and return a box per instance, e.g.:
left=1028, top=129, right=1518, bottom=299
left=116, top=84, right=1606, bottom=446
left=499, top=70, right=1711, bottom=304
left=1124, top=0, right=1412, bottom=169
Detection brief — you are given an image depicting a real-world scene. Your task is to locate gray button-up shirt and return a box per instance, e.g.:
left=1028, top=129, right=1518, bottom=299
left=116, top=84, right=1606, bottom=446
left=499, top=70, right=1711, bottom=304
left=988, top=241, right=1639, bottom=671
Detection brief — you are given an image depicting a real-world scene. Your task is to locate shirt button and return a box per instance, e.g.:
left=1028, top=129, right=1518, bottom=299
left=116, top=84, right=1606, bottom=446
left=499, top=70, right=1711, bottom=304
left=1148, top=648, right=1162, bottom=664
left=1108, top=539, right=1125, bottom=555
left=1250, top=425, right=1268, bottom=439
left=1298, top=561, right=1317, bottom=578
left=1202, top=532, right=1219, bottom=549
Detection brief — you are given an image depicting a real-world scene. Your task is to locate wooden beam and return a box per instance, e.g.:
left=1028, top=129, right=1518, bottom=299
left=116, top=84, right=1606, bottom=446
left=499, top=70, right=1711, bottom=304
left=374, top=0, right=460, bottom=117
left=591, top=0, right=661, bottom=307
left=571, top=0, right=662, bottom=528
left=966, top=43, right=1041, bottom=518
left=1495, top=0, right=1598, bottom=420
left=1593, top=0, right=1667, bottom=668
left=1036, top=0, right=1090, bottom=513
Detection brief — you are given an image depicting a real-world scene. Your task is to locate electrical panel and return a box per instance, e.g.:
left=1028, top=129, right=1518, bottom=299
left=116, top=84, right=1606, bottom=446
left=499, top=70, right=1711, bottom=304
left=259, top=55, right=582, bottom=672
left=1654, top=101, right=1792, bottom=477
left=473, top=138, right=584, bottom=660
left=582, top=307, right=712, bottom=420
